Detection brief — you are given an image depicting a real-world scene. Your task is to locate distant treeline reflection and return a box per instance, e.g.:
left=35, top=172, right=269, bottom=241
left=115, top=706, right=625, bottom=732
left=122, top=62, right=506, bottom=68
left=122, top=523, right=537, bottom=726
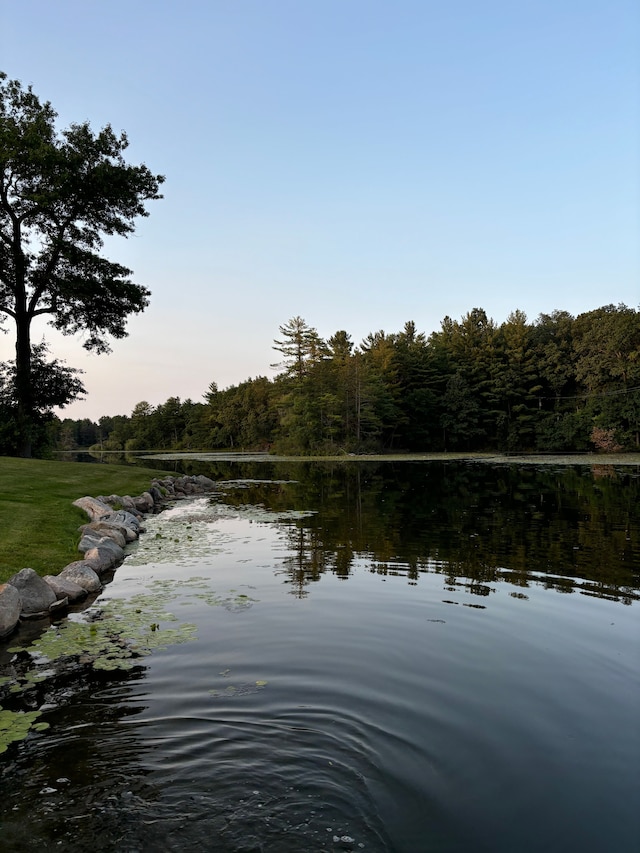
left=187, top=460, right=638, bottom=605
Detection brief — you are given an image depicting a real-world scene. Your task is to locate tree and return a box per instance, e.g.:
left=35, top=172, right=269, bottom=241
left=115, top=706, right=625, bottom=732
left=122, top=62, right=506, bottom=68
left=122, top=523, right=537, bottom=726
left=0, top=72, right=164, bottom=455
left=0, top=341, right=85, bottom=455
left=572, top=304, right=640, bottom=447
left=429, top=309, right=498, bottom=448
left=272, top=316, right=327, bottom=380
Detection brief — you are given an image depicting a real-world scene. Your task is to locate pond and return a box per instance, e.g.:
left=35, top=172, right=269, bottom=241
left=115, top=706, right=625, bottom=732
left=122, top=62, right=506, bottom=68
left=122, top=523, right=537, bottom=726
left=1, top=459, right=639, bottom=852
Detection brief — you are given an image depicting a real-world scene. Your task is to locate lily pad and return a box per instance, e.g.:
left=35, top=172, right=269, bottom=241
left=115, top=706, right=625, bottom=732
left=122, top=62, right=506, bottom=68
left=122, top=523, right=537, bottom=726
left=0, top=709, right=49, bottom=754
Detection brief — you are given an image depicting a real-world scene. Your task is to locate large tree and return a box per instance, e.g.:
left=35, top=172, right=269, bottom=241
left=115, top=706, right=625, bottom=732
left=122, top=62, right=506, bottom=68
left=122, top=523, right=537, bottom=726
left=0, top=340, right=86, bottom=455
left=0, top=72, right=163, bottom=455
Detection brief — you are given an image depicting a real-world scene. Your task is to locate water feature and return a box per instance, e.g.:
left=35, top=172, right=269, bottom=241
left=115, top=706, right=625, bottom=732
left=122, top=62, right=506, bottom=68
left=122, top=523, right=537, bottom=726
left=1, top=459, right=638, bottom=852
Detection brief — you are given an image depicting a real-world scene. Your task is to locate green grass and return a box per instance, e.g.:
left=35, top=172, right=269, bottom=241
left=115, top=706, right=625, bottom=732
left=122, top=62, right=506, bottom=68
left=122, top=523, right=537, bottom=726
left=0, top=456, right=174, bottom=582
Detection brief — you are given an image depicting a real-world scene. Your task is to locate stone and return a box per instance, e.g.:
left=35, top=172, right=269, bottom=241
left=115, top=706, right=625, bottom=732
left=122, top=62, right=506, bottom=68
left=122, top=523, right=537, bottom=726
left=73, top=496, right=113, bottom=521
left=83, top=538, right=125, bottom=573
left=149, top=485, right=164, bottom=503
left=195, top=474, right=216, bottom=490
left=77, top=528, right=105, bottom=553
left=132, top=491, right=155, bottom=512
left=78, top=523, right=127, bottom=550
left=59, top=561, right=102, bottom=593
left=0, top=582, right=21, bottom=639
left=7, top=568, right=57, bottom=618
left=49, top=596, right=69, bottom=613
left=43, top=574, right=89, bottom=604
left=156, top=479, right=176, bottom=495
left=109, top=510, right=141, bottom=535
left=118, top=495, right=140, bottom=514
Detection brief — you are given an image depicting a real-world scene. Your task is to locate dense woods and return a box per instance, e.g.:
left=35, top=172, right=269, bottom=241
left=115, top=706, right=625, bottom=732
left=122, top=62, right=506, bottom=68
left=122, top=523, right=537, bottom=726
left=33, top=303, right=640, bottom=456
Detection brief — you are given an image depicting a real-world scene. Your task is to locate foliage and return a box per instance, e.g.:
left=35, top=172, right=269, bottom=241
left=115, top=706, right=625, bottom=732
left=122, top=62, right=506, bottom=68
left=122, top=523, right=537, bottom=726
left=0, top=341, right=85, bottom=455
left=0, top=72, right=163, bottom=456
left=591, top=427, right=623, bottom=453
left=55, top=304, right=640, bottom=457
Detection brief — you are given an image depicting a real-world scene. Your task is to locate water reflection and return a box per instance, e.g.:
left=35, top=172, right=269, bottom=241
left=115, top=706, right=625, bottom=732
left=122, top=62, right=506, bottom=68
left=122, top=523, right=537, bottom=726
left=2, top=458, right=638, bottom=852
left=200, top=461, right=640, bottom=604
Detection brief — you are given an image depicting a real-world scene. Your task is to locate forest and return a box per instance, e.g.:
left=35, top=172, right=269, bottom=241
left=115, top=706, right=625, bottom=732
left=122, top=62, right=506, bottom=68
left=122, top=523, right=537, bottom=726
left=24, top=303, right=640, bottom=456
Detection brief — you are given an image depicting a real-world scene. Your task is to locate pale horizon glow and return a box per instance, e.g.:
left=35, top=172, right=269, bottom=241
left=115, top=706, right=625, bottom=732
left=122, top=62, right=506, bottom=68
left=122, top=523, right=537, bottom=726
left=1, top=0, right=638, bottom=421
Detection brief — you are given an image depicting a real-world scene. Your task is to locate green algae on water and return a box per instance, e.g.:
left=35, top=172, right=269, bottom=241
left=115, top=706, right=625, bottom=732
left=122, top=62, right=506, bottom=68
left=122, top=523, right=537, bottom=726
left=0, top=709, right=49, bottom=754
left=3, top=590, right=200, bottom=700
left=2, top=575, right=260, bottom=709
left=125, top=498, right=315, bottom=568
left=209, top=680, right=268, bottom=698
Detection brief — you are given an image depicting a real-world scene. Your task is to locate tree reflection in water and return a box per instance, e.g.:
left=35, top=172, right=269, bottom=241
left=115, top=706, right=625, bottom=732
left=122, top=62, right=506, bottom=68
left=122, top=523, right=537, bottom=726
left=196, top=460, right=640, bottom=604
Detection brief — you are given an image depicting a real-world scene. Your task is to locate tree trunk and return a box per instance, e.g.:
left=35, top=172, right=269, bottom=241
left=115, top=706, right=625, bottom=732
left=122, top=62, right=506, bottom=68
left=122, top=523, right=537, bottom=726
left=14, top=311, right=33, bottom=458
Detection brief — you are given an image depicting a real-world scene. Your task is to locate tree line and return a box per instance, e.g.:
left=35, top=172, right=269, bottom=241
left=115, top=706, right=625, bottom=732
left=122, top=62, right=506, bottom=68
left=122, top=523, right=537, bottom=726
left=47, top=303, right=640, bottom=456
left=2, top=74, right=637, bottom=458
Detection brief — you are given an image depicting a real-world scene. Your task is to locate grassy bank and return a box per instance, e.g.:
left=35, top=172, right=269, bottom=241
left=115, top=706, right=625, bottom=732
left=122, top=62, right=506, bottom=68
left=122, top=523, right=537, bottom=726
left=0, top=457, right=173, bottom=582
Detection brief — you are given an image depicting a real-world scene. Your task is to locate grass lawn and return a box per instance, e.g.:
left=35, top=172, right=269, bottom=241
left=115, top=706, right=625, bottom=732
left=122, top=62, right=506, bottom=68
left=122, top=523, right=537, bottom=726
left=0, top=456, right=174, bottom=583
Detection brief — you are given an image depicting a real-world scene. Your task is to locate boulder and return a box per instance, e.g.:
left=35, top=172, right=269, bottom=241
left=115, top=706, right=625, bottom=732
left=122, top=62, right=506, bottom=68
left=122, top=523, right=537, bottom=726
left=77, top=528, right=106, bottom=553
left=78, top=523, right=127, bottom=551
left=195, top=474, right=216, bottom=490
left=149, top=485, right=164, bottom=504
left=43, top=574, right=89, bottom=604
left=7, top=568, right=57, bottom=618
left=155, top=479, right=176, bottom=495
left=0, top=582, right=21, bottom=639
left=59, top=561, right=102, bottom=592
left=73, top=496, right=113, bottom=521
left=118, top=495, right=140, bottom=514
left=83, top=538, right=125, bottom=573
left=132, top=491, right=155, bottom=512
left=109, top=509, right=142, bottom=536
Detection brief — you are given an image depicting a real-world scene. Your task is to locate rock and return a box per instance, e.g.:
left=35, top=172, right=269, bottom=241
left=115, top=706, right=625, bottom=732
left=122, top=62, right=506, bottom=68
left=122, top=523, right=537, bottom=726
left=118, top=495, right=140, bottom=514
left=0, top=582, right=21, bottom=638
left=114, top=523, right=138, bottom=543
left=195, top=474, right=216, bottom=490
left=109, top=510, right=141, bottom=536
left=43, top=574, right=89, bottom=604
left=156, top=479, right=175, bottom=495
left=77, top=528, right=106, bottom=553
left=132, top=492, right=155, bottom=512
left=78, top=523, right=127, bottom=550
left=7, top=568, right=57, bottom=618
left=73, top=496, right=113, bottom=521
left=83, top=538, right=125, bottom=573
left=149, top=486, right=163, bottom=506
left=59, top=562, right=102, bottom=593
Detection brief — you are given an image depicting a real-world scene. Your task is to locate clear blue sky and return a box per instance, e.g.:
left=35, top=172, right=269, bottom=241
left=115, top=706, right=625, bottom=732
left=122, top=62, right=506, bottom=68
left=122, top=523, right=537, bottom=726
left=1, top=0, right=638, bottom=420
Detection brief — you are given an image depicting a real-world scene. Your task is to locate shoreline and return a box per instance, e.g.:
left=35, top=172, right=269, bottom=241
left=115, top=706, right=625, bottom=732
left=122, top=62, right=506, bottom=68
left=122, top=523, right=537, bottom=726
left=134, top=450, right=640, bottom=467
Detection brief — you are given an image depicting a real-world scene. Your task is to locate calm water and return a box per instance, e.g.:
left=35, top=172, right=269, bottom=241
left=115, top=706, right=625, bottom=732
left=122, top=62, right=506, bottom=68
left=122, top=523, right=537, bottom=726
left=1, top=461, right=639, bottom=852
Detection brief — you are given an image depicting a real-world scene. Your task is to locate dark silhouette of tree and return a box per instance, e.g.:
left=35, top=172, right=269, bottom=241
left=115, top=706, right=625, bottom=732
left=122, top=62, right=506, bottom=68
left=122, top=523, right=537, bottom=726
left=0, top=72, right=163, bottom=455
left=0, top=341, right=85, bottom=455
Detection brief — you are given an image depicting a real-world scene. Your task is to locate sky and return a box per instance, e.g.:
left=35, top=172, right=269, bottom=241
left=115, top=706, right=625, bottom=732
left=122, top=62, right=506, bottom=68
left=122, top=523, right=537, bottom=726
left=1, top=0, right=638, bottom=421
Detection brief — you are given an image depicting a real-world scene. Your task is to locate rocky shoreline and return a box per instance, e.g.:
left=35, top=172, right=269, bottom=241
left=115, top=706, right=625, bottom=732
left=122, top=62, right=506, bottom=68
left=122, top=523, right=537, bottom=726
left=0, top=474, right=216, bottom=641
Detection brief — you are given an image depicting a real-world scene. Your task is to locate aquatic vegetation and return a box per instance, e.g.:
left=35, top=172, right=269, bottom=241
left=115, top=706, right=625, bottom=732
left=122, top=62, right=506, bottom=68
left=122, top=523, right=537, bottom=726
left=191, top=589, right=258, bottom=611
left=6, top=595, right=198, bottom=682
left=1, top=574, right=261, bottom=713
left=209, top=680, right=268, bottom=698
left=0, top=497, right=277, bottom=753
left=125, top=498, right=315, bottom=568
left=0, top=709, right=49, bottom=754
